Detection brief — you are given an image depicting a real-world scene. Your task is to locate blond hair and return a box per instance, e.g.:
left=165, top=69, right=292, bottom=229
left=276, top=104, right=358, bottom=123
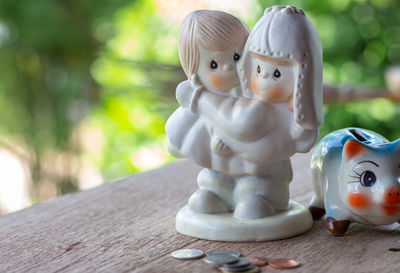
left=178, top=10, right=249, bottom=78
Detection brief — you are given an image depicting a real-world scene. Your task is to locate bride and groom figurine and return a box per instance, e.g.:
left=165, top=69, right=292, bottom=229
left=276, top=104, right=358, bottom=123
left=165, top=5, right=323, bottom=241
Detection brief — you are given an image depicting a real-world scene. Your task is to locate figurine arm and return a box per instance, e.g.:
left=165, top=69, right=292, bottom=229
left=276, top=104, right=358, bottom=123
left=291, top=122, right=318, bottom=152
left=176, top=75, right=205, bottom=113
left=197, top=92, right=270, bottom=142
left=176, top=80, right=192, bottom=108
left=290, top=122, right=306, bottom=140
left=210, top=135, right=233, bottom=157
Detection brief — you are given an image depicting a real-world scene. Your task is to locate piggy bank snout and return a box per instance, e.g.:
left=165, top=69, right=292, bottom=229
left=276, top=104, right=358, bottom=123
left=384, top=187, right=400, bottom=205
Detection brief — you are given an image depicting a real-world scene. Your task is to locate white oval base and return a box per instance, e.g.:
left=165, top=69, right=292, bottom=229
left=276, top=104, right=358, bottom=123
left=176, top=200, right=313, bottom=242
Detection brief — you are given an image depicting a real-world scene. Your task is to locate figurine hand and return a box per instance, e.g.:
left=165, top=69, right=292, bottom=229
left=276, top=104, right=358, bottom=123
left=191, top=73, right=202, bottom=88
left=176, top=75, right=205, bottom=112
left=291, top=123, right=318, bottom=153
left=211, top=135, right=233, bottom=157
left=176, top=80, right=195, bottom=108
left=290, top=122, right=306, bottom=140
left=296, top=129, right=318, bottom=152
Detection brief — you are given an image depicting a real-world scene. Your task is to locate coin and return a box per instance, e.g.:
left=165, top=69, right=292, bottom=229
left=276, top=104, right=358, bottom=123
left=268, top=258, right=300, bottom=269
left=219, top=257, right=252, bottom=272
left=204, top=254, right=239, bottom=265
left=247, top=256, right=269, bottom=266
left=208, top=250, right=241, bottom=257
left=220, top=266, right=259, bottom=273
left=233, top=265, right=259, bottom=273
left=170, top=249, right=204, bottom=260
left=222, top=257, right=251, bottom=268
left=219, top=263, right=253, bottom=272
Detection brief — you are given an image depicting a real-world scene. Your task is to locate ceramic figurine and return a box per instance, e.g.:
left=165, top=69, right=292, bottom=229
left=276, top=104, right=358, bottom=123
left=166, top=6, right=323, bottom=241
left=166, top=9, right=249, bottom=164
left=309, top=128, right=400, bottom=235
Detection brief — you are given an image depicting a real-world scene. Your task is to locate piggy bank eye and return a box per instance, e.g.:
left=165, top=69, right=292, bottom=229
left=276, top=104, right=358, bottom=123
left=360, top=170, right=376, bottom=187
left=233, top=53, right=240, bottom=61
left=210, top=60, right=218, bottom=70
left=257, top=65, right=261, bottom=74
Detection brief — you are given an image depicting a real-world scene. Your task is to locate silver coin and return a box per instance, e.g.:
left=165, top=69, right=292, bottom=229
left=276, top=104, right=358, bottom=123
left=222, top=257, right=251, bottom=268
left=204, top=254, right=239, bottom=265
left=170, top=249, right=204, bottom=260
left=208, top=250, right=241, bottom=258
left=219, top=263, right=254, bottom=272
left=220, top=265, right=259, bottom=273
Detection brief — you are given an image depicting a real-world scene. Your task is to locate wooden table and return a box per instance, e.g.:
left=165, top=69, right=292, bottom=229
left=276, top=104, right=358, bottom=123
left=1, top=152, right=399, bottom=273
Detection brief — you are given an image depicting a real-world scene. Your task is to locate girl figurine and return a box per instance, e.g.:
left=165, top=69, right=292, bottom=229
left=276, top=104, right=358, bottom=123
left=167, top=6, right=323, bottom=241
left=166, top=10, right=249, bottom=213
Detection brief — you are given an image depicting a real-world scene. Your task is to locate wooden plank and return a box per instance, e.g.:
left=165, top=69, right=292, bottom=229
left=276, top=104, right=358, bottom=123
left=0, top=152, right=399, bottom=273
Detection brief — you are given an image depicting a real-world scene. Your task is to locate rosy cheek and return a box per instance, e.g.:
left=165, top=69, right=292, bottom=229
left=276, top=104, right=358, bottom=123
left=266, top=88, right=284, bottom=101
left=288, top=95, right=294, bottom=112
left=348, top=192, right=371, bottom=209
left=252, top=77, right=258, bottom=95
left=211, top=76, right=223, bottom=90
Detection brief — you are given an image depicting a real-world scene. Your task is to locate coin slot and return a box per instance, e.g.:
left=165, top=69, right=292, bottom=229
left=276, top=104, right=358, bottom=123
left=349, top=129, right=367, bottom=142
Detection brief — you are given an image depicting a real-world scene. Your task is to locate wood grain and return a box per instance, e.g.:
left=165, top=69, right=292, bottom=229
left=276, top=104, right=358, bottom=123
left=0, top=152, right=399, bottom=273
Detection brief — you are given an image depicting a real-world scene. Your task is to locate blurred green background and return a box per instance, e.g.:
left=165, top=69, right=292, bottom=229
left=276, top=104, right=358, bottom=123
left=0, top=0, right=399, bottom=214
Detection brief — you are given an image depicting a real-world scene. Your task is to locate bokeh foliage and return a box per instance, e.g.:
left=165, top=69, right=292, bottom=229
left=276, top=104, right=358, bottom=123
left=0, top=0, right=400, bottom=204
left=0, top=0, right=134, bottom=198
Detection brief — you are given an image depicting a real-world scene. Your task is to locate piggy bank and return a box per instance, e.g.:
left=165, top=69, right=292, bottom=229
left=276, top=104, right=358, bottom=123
left=309, top=128, right=400, bottom=235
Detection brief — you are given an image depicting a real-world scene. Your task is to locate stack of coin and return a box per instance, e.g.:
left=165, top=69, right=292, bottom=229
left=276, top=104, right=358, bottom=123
left=208, top=250, right=241, bottom=258
left=203, top=250, right=259, bottom=273
left=204, top=251, right=239, bottom=266
left=218, top=257, right=258, bottom=272
left=171, top=248, right=299, bottom=272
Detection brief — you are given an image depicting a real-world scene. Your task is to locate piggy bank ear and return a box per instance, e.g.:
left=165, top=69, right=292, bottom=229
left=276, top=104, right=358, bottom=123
left=343, top=139, right=368, bottom=159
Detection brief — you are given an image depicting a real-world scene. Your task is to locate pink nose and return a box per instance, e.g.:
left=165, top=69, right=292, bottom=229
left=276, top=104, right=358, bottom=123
left=223, top=64, right=233, bottom=71
left=384, top=188, right=400, bottom=205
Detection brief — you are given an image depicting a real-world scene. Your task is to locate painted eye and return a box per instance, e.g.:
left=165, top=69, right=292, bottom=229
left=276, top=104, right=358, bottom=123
left=257, top=65, right=261, bottom=74
left=210, top=60, right=218, bottom=70
left=234, top=53, right=240, bottom=61
left=360, top=170, right=376, bottom=187
left=273, top=69, right=281, bottom=79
